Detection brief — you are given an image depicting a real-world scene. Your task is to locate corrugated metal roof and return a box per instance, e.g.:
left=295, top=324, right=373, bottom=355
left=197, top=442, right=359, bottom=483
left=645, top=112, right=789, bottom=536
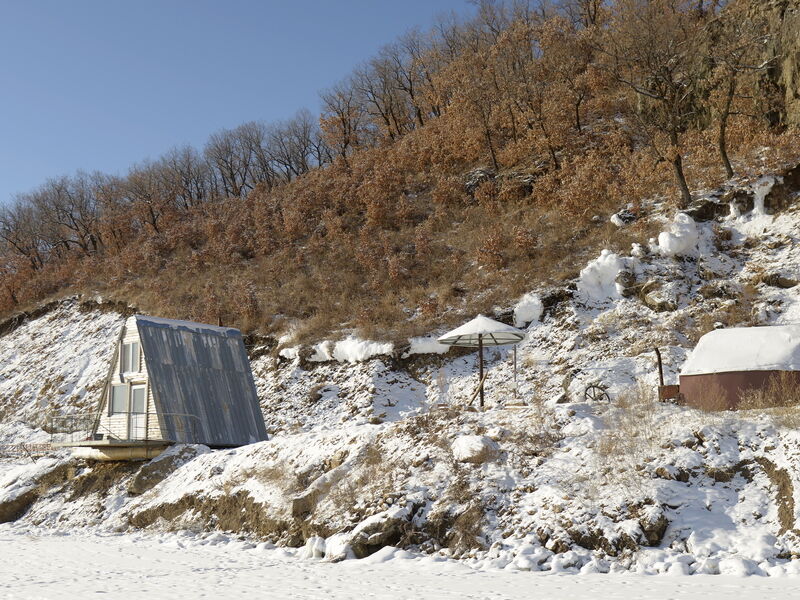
left=134, top=315, right=268, bottom=447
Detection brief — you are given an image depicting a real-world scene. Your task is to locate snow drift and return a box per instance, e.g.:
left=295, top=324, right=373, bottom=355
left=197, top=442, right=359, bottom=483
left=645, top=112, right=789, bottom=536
left=681, top=325, right=800, bottom=375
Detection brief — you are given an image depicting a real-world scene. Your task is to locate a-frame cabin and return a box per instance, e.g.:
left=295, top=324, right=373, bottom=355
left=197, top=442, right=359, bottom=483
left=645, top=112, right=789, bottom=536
left=59, top=315, right=268, bottom=460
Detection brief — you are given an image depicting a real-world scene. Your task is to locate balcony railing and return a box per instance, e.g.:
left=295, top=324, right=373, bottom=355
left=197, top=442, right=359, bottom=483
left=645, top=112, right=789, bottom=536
left=49, top=412, right=200, bottom=445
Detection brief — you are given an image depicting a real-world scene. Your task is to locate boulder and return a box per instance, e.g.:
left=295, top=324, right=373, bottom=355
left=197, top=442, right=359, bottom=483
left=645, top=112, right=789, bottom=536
left=452, top=435, right=500, bottom=464
left=760, top=273, right=798, bottom=289
left=640, top=281, right=678, bottom=312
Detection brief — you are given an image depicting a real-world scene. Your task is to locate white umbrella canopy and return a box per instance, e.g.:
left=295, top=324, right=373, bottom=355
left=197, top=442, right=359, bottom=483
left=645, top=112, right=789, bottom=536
left=438, top=314, right=525, bottom=347
left=438, top=315, right=525, bottom=408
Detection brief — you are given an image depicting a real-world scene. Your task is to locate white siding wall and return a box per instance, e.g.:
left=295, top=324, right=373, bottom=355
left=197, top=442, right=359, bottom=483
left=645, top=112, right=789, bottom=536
left=96, top=317, right=162, bottom=440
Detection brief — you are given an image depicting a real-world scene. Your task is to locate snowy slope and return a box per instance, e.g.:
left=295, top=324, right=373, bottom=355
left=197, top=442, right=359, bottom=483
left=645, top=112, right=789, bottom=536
left=0, top=301, right=123, bottom=444
left=2, top=169, right=800, bottom=577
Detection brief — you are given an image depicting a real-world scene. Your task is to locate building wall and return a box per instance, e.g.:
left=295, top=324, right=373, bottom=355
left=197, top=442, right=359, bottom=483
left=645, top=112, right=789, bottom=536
left=96, top=317, right=162, bottom=440
left=679, top=370, right=800, bottom=410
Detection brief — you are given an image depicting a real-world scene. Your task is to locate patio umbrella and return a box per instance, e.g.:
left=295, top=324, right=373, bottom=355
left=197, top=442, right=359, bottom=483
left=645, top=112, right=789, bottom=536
left=438, top=315, right=525, bottom=408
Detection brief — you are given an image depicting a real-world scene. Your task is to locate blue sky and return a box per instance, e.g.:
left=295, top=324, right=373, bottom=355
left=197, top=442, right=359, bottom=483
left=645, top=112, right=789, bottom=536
left=0, top=0, right=473, bottom=204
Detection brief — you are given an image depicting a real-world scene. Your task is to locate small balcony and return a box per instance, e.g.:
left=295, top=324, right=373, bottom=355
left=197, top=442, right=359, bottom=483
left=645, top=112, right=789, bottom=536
left=49, top=412, right=201, bottom=450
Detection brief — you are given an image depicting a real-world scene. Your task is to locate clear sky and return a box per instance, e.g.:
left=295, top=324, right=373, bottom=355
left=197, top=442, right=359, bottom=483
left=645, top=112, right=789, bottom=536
left=0, top=0, right=473, bottom=204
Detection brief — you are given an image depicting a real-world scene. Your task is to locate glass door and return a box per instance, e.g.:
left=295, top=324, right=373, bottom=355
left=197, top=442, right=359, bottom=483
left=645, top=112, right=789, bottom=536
left=128, top=385, right=147, bottom=440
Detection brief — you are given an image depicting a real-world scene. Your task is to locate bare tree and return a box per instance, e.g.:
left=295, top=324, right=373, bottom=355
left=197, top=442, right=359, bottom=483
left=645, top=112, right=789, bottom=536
left=706, top=6, right=772, bottom=178
left=161, top=146, right=214, bottom=208
left=602, top=0, right=709, bottom=208
left=320, top=79, right=367, bottom=166
left=0, top=200, right=47, bottom=270
left=204, top=126, right=255, bottom=197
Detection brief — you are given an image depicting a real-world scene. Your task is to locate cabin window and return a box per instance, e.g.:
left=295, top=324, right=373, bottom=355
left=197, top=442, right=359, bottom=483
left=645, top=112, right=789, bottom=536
left=110, top=384, right=127, bottom=415
left=121, top=342, right=140, bottom=373
left=131, top=385, right=146, bottom=414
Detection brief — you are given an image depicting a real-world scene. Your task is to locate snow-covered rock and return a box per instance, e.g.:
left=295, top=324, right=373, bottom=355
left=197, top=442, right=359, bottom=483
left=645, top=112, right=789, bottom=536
left=451, top=435, right=500, bottom=464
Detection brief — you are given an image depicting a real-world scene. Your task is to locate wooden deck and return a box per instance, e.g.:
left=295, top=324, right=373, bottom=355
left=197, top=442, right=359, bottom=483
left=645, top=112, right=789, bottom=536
left=51, top=439, right=172, bottom=449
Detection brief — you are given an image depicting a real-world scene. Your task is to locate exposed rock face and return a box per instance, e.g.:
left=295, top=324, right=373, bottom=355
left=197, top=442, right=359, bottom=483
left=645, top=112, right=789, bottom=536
left=684, top=197, right=731, bottom=222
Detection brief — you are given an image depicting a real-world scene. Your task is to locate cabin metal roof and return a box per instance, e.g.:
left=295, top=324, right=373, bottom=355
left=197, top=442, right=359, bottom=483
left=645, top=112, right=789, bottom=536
left=134, top=315, right=268, bottom=447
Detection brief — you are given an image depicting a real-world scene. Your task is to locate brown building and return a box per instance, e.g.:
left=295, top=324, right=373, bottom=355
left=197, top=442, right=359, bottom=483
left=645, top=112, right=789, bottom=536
left=679, top=325, right=800, bottom=410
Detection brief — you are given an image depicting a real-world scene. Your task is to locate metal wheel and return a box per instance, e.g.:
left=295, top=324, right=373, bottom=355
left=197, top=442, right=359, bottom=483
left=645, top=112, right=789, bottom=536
left=584, top=384, right=611, bottom=403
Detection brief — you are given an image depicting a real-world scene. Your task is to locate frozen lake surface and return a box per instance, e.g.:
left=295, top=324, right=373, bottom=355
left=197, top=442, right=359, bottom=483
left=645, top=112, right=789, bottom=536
left=2, top=527, right=800, bottom=599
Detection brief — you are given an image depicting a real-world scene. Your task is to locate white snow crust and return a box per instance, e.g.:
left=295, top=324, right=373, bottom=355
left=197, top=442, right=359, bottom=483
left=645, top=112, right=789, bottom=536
left=576, top=249, right=625, bottom=303
left=657, top=213, right=699, bottom=257
left=681, top=325, right=800, bottom=375
left=3, top=527, right=800, bottom=599
left=332, top=337, right=394, bottom=363
left=403, top=337, right=450, bottom=357
left=513, top=292, right=543, bottom=327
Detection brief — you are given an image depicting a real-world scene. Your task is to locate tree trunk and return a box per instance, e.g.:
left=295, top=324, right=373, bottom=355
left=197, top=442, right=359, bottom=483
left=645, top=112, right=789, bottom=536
left=672, top=153, right=692, bottom=209
left=718, top=78, right=736, bottom=179
left=484, top=128, right=499, bottom=172
left=669, top=127, right=691, bottom=209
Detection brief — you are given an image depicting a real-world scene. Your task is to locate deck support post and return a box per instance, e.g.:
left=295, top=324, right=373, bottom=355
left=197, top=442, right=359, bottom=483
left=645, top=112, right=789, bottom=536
left=478, top=334, right=484, bottom=409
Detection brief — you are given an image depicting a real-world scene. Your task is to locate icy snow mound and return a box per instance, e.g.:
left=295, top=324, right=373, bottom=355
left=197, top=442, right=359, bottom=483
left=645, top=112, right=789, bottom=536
left=403, top=337, right=450, bottom=357
left=576, top=250, right=625, bottom=303
left=513, top=292, right=543, bottom=328
left=307, top=337, right=393, bottom=363
left=332, top=337, right=394, bottom=363
left=657, top=213, right=699, bottom=257
left=682, top=325, right=800, bottom=375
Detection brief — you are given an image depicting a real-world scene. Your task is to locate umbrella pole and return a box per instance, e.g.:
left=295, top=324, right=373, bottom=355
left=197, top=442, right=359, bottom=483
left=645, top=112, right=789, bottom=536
left=478, top=334, right=484, bottom=409
left=514, top=345, right=517, bottom=400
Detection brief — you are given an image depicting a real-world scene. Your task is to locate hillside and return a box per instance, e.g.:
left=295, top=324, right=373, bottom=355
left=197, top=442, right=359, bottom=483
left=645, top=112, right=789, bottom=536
left=2, top=0, right=800, bottom=345
left=2, top=164, right=800, bottom=576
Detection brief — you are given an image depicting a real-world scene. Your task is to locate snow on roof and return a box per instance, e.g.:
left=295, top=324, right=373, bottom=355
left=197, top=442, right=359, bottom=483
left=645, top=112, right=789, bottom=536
left=134, top=315, right=240, bottom=337
left=438, top=315, right=525, bottom=347
left=681, top=325, right=800, bottom=376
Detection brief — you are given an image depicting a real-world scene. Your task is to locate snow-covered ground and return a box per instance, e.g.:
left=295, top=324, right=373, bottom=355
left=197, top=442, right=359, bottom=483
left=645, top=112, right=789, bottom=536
left=2, top=526, right=799, bottom=600
left=2, top=168, right=800, bottom=588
